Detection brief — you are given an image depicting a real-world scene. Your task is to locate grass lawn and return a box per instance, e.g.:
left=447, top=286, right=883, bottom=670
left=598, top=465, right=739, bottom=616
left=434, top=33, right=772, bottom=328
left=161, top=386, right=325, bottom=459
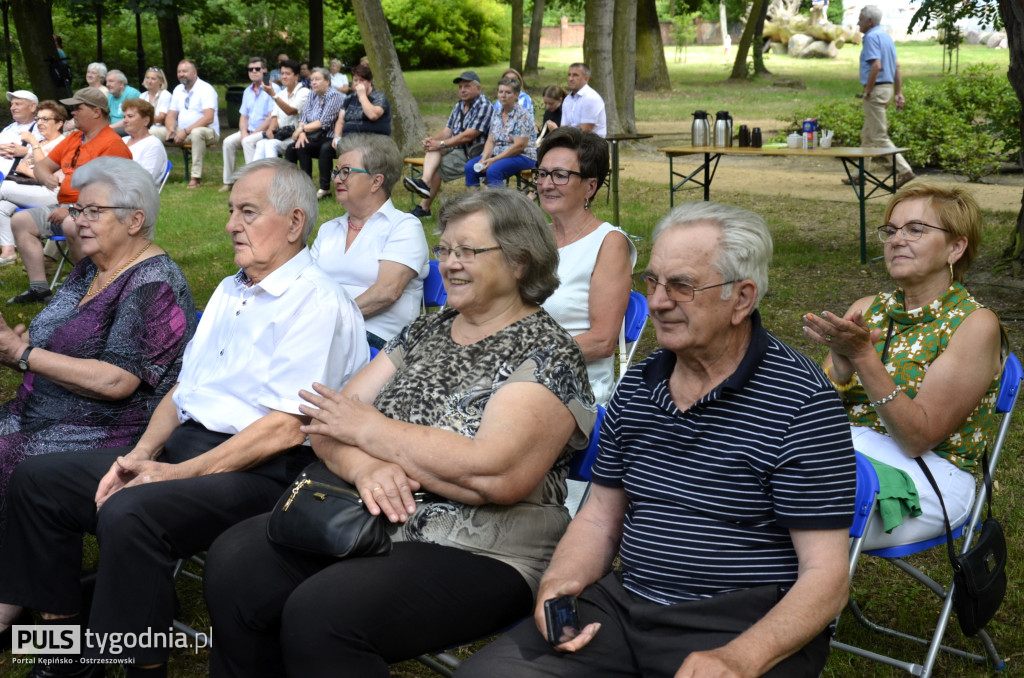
left=1, top=42, right=1021, bottom=677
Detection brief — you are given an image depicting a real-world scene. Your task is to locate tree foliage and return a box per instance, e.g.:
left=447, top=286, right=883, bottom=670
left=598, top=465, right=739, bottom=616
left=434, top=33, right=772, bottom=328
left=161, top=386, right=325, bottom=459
left=379, top=0, right=507, bottom=70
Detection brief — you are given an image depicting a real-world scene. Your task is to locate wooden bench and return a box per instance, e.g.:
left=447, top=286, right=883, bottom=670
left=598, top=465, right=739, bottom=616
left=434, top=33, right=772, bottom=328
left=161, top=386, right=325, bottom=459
left=404, top=157, right=424, bottom=208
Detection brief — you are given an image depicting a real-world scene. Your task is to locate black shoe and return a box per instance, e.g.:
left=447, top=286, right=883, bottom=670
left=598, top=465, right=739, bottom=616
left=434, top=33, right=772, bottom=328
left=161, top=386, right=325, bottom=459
left=7, top=287, right=52, bottom=305
left=403, top=177, right=430, bottom=198
left=27, top=659, right=105, bottom=678
left=409, top=205, right=431, bottom=218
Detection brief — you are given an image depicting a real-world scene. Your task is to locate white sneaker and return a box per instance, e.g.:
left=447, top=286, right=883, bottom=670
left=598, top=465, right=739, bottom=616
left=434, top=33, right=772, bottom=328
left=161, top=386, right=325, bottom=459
left=316, top=189, right=330, bottom=199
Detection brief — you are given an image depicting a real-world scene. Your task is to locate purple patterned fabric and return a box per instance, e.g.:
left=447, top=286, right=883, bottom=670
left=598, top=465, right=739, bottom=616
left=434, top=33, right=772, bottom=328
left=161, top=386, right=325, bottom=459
left=0, top=253, right=196, bottom=506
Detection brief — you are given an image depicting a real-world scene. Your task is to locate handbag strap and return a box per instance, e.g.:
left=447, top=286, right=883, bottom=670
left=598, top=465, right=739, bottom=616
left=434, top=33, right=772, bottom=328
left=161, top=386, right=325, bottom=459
left=914, top=450, right=992, bottom=569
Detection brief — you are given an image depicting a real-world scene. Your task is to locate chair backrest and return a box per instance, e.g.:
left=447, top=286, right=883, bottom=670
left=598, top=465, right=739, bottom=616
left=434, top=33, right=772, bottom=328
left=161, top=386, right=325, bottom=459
left=422, top=259, right=447, bottom=312
left=158, top=159, right=173, bottom=193
left=568, top=404, right=606, bottom=483
left=850, top=451, right=880, bottom=540
left=617, top=291, right=649, bottom=381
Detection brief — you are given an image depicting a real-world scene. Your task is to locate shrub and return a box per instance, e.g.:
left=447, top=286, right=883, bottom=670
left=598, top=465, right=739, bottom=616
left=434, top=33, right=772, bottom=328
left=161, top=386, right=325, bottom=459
left=382, top=0, right=507, bottom=70
left=782, top=65, right=1020, bottom=181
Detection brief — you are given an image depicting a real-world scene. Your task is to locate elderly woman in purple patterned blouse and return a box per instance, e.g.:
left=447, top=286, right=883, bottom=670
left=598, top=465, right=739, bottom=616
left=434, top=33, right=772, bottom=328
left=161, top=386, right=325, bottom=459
left=0, top=156, right=196, bottom=514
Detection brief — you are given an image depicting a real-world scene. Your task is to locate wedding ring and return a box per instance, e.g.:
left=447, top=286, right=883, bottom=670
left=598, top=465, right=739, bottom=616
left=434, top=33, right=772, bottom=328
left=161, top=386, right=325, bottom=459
left=371, top=486, right=382, bottom=493
left=825, top=335, right=833, bottom=343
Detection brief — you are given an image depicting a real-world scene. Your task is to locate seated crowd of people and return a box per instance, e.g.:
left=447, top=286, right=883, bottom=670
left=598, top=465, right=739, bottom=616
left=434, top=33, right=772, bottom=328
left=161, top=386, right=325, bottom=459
left=0, top=51, right=1009, bottom=678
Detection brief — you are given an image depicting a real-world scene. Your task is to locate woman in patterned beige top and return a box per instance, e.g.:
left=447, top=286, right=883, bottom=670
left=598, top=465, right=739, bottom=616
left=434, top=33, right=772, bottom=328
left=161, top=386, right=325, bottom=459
left=802, top=183, right=1003, bottom=550
left=204, top=189, right=596, bottom=678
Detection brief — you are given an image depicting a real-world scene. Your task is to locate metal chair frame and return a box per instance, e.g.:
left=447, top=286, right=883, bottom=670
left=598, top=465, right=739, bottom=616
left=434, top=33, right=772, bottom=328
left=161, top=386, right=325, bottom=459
left=832, top=353, right=1021, bottom=677
left=617, top=290, right=649, bottom=382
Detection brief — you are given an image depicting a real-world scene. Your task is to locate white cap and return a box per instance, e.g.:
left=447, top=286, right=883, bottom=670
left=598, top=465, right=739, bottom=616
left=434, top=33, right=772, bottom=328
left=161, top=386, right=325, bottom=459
left=6, top=90, right=38, bottom=104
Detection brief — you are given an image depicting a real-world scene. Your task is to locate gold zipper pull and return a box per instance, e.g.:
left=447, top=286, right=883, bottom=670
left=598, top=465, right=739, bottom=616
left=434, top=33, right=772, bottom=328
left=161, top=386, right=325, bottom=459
left=282, top=478, right=310, bottom=511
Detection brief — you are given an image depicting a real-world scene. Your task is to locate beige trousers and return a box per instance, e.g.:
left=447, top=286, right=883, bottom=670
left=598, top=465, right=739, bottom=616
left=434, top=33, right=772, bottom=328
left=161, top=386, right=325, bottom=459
left=861, top=83, right=912, bottom=176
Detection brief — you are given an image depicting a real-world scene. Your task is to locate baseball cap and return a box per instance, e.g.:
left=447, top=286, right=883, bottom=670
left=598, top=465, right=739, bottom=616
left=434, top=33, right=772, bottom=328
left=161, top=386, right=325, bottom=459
left=6, top=90, right=38, bottom=104
left=60, top=87, right=109, bottom=113
left=452, top=71, right=481, bottom=84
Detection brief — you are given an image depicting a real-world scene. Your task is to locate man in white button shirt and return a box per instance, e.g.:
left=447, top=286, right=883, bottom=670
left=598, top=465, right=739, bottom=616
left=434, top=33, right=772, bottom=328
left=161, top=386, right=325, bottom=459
left=164, top=59, right=220, bottom=189
left=561, top=63, right=607, bottom=138
left=0, top=158, right=368, bottom=677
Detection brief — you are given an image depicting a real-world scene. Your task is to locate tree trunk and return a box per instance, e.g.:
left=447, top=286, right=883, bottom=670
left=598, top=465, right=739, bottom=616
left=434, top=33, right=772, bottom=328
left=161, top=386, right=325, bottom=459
left=510, top=0, right=524, bottom=74
left=2, top=0, right=14, bottom=93
left=157, top=5, right=185, bottom=79
left=525, top=0, right=545, bottom=77
left=308, top=0, right=324, bottom=67
left=636, top=0, right=670, bottom=90
left=752, top=0, right=771, bottom=75
left=612, top=0, right=636, bottom=133
left=351, top=0, right=427, bottom=155
left=135, top=11, right=146, bottom=84
left=95, top=1, right=102, bottom=62
left=719, top=1, right=729, bottom=46
left=10, top=0, right=63, bottom=100
left=998, top=0, right=1024, bottom=266
left=730, top=0, right=765, bottom=79
left=584, top=0, right=619, bottom=135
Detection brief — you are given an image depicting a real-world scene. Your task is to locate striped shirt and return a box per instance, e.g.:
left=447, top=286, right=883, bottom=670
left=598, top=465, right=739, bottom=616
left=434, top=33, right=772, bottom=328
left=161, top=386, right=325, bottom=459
left=592, top=311, right=856, bottom=605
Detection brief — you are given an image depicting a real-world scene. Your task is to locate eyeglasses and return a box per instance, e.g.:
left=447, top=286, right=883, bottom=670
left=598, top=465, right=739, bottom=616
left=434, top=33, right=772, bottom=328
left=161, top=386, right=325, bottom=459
left=876, top=221, right=949, bottom=243
left=534, top=168, right=587, bottom=185
left=633, top=273, right=738, bottom=303
left=431, top=245, right=501, bottom=262
left=330, top=166, right=371, bottom=182
left=248, top=66, right=264, bottom=72
left=69, top=205, right=135, bottom=221
left=34, top=116, right=56, bottom=122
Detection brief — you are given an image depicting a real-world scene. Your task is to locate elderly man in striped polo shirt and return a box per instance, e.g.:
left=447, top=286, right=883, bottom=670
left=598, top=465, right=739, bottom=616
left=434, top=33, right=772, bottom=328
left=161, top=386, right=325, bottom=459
left=462, top=202, right=857, bottom=678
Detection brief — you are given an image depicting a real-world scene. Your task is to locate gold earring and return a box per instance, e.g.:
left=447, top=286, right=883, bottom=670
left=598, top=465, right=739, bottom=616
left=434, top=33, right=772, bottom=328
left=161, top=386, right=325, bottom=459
left=949, top=262, right=955, bottom=282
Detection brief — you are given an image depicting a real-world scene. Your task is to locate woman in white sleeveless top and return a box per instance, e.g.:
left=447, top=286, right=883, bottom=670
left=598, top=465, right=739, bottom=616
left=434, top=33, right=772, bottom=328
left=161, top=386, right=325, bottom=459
left=538, top=127, right=636, bottom=406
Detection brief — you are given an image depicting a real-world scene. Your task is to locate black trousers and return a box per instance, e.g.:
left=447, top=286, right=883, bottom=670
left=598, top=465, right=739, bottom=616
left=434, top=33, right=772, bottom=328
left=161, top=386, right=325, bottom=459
left=205, top=513, right=534, bottom=678
left=285, top=137, right=335, bottom=190
left=0, top=422, right=306, bottom=664
left=458, top=571, right=831, bottom=678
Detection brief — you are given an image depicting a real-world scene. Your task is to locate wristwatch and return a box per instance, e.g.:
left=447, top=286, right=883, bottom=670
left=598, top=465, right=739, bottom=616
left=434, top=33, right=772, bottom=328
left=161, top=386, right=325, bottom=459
left=17, top=346, right=32, bottom=372
left=440, top=140, right=446, bottom=149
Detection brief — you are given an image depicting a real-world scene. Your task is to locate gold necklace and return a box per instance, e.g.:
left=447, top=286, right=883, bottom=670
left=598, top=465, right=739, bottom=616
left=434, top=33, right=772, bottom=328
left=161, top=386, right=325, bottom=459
left=85, top=242, right=152, bottom=297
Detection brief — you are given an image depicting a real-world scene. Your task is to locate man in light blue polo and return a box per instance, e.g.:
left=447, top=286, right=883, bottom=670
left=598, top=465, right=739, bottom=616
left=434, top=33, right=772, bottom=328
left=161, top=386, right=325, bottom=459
left=221, top=57, right=278, bottom=191
left=106, top=70, right=141, bottom=136
left=857, top=5, right=913, bottom=187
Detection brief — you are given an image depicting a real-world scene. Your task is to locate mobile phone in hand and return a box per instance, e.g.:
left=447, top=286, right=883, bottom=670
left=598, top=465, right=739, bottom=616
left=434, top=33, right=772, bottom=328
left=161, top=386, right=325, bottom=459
left=263, top=72, right=271, bottom=86
left=544, top=595, right=581, bottom=645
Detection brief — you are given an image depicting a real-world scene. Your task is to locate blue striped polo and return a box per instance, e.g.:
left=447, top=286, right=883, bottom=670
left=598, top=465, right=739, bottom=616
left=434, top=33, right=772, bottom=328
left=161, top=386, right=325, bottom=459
left=592, top=311, right=856, bottom=605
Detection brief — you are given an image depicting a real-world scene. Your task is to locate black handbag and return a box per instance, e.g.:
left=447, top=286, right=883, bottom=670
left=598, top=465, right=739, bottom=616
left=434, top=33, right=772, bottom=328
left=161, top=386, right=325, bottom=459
left=266, top=460, right=392, bottom=559
left=916, top=453, right=1007, bottom=636
left=274, top=125, right=296, bottom=141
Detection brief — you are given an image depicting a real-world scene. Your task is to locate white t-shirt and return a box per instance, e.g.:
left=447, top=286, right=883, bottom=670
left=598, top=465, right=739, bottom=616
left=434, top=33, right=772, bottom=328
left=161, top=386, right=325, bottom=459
left=124, top=134, right=168, bottom=183
left=311, top=198, right=429, bottom=341
left=173, top=248, right=367, bottom=434
left=561, top=83, right=607, bottom=138
left=331, top=72, right=349, bottom=92
left=272, top=85, right=311, bottom=128
left=0, top=120, right=42, bottom=177
left=168, top=77, right=220, bottom=135
left=141, top=89, right=172, bottom=120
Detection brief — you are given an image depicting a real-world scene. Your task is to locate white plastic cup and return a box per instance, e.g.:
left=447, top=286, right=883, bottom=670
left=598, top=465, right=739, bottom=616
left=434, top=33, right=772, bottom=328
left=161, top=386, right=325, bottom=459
left=474, top=162, right=485, bottom=173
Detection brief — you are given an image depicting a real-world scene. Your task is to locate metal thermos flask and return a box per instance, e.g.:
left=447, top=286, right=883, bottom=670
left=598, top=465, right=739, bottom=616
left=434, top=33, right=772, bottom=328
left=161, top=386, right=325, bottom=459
left=738, top=125, right=750, bottom=147
left=714, top=111, right=733, bottom=147
left=691, top=110, right=710, bottom=147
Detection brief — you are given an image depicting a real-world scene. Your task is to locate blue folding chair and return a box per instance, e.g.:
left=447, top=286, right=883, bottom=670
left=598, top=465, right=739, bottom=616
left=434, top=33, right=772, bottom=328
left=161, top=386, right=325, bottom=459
left=416, top=404, right=608, bottom=677
left=48, top=235, right=71, bottom=290
left=158, top=159, right=173, bottom=193
left=617, top=290, right=649, bottom=382
left=422, top=259, right=447, bottom=312
left=832, top=353, right=1021, bottom=677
